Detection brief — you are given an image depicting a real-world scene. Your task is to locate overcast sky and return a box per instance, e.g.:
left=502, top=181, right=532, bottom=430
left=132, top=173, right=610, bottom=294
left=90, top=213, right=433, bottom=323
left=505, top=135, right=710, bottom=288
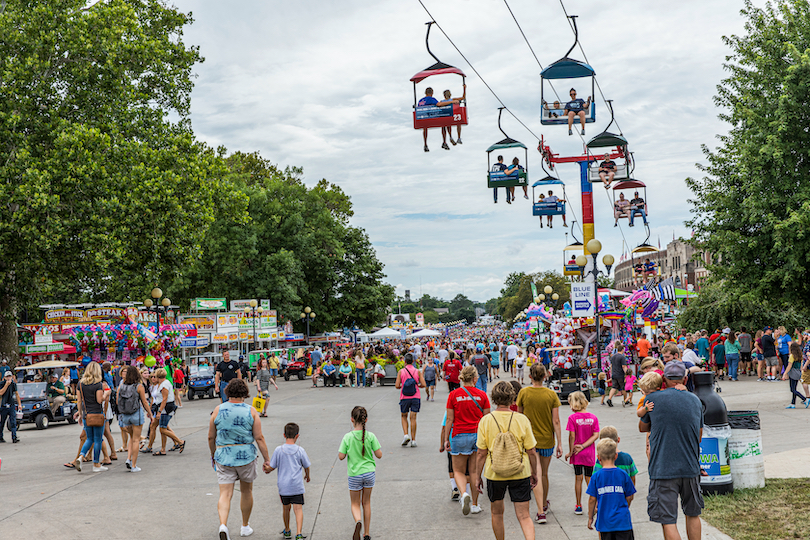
left=174, top=0, right=756, bottom=302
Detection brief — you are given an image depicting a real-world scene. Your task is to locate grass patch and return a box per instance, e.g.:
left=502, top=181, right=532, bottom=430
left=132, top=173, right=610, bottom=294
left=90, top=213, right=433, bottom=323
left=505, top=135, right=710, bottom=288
left=702, top=478, right=810, bottom=540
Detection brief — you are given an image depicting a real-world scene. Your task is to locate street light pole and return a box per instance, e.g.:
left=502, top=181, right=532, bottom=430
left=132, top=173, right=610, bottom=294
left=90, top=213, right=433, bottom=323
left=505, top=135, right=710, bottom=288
left=244, top=299, right=263, bottom=355
left=575, top=239, right=614, bottom=375
left=300, top=306, right=315, bottom=345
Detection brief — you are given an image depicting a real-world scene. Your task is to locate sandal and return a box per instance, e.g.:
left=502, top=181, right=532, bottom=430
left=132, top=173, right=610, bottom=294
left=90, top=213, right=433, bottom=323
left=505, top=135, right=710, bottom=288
left=140, top=447, right=153, bottom=454
left=109, top=455, right=118, bottom=461
left=153, top=450, right=167, bottom=456
left=63, top=462, right=76, bottom=469
left=169, top=442, right=182, bottom=452
left=178, top=441, right=185, bottom=454
left=116, top=447, right=125, bottom=453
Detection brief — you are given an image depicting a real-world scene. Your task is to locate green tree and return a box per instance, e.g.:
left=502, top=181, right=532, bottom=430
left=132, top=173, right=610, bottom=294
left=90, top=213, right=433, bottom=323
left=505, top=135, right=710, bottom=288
left=174, top=151, right=395, bottom=333
left=685, top=0, right=810, bottom=324
left=0, top=0, right=222, bottom=362
left=422, top=310, right=440, bottom=324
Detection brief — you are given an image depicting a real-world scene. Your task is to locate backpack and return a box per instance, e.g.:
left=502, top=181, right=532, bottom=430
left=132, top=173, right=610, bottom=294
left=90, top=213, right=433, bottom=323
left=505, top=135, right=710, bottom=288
left=402, top=367, right=418, bottom=397
left=118, top=383, right=139, bottom=415
left=488, top=413, right=525, bottom=477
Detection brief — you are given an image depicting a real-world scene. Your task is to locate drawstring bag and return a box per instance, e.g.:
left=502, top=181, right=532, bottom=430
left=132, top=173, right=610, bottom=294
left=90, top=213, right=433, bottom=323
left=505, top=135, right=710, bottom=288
left=488, top=412, right=524, bottom=477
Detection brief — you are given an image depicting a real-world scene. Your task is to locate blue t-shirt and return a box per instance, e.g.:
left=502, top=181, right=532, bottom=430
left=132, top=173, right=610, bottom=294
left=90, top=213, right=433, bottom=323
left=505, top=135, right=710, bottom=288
left=322, top=363, right=335, bottom=376
left=489, top=351, right=500, bottom=365
left=69, top=368, right=79, bottom=380
left=641, top=388, right=703, bottom=479
left=586, top=467, right=636, bottom=532
left=311, top=350, right=323, bottom=364
left=565, top=98, right=586, bottom=112
left=778, top=335, right=791, bottom=355
left=418, top=96, right=438, bottom=107
left=491, top=163, right=507, bottom=173
left=696, top=337, right=710, bottom=359
left=269, top=443, right=312, bottom=496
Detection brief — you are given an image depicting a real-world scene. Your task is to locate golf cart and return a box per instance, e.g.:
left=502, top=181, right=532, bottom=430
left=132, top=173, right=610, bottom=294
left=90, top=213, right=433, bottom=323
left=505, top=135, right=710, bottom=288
left=544, top=346, right=590, bottom=403
left=279, top=346, right=308, bottom=381
left=187, top=353, right=221, bottom=400
left=15, top=360, right=79, bottom=430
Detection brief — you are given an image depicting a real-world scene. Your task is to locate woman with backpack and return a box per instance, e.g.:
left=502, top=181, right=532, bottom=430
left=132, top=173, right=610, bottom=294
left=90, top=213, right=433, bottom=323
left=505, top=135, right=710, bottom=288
left=395, top=353, right=425, bottom=447
left=476, top=381, right=538, bottom=540
left=445, top=365, right=490, bottom=516
left=118, top=364, right=153, bottom=472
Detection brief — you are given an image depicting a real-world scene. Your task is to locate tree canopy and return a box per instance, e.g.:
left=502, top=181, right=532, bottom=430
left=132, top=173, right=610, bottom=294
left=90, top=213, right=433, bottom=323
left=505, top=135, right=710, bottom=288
left=172, top=152, right=395, bottom=334
left=683, top=0, right=810, bottom=326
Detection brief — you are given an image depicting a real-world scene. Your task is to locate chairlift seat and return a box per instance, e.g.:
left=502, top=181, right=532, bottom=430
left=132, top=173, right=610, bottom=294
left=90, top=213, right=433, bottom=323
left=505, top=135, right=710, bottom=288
left=414, top=102, right=468, bottom=130
left=588, top=161, right=629, bottom=183
left=541, top=101, right=595, bottom=126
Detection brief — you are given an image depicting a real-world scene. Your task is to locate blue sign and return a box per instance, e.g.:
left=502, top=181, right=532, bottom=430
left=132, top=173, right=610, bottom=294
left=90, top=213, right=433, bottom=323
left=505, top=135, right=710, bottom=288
left=415, top=105, right=452, bottom=120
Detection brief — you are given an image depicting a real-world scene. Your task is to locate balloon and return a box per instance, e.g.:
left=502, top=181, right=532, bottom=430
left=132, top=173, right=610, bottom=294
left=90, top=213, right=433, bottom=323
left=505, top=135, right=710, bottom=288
left=144, top=355, right=156, bottom=367
left=80, top=355, right=91, bottom=367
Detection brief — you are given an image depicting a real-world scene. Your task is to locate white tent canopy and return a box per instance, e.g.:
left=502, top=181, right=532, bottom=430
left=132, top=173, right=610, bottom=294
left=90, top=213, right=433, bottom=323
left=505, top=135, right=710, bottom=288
left=368, top=327, right=401, bottom=339
left=410, top=328, right=441, bottom=338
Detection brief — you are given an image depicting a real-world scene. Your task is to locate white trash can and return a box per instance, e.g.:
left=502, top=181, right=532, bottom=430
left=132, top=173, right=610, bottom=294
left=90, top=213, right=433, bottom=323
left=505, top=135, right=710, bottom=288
left=727, top=410, right=765, bottom=489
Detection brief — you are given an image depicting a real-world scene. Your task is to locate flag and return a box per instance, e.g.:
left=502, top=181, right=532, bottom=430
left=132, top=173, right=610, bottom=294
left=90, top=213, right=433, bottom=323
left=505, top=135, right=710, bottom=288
left=658, top=236, right=661, bottom=249
left=657, top=277, right=677, bottom=301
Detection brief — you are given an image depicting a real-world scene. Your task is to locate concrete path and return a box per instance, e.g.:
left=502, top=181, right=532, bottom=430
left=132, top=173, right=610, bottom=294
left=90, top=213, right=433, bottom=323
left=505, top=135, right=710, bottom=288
left=0, top=372, right=799, bottom=539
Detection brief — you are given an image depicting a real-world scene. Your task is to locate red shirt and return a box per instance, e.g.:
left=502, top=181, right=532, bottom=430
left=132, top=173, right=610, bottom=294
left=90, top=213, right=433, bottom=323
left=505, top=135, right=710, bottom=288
left=446, top=386, right=490, bottom=434
left=173, top=368, right=184, bottom=384
left=444, top=359, right=462, bottom=384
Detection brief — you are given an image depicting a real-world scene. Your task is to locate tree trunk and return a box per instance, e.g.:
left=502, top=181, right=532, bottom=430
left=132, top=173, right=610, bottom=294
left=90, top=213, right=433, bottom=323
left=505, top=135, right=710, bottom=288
left=0, top=292, right=19, bottom=368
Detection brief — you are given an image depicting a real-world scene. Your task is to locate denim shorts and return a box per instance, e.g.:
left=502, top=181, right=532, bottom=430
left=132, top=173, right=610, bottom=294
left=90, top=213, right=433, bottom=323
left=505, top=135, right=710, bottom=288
left=270, top=368, right=278, bottom=376
left=159, top=402, right=176, bottom=428
left=536, top=447, right=554, bottom=458
left=450, top=432, right=478, bottom=456
left=119, top=408, right=145, bottom=427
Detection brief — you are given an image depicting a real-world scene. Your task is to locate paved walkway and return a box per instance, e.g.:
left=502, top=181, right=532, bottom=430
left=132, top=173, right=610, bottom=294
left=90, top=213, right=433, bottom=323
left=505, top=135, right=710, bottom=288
left=0, top=372, right=800, bottom=539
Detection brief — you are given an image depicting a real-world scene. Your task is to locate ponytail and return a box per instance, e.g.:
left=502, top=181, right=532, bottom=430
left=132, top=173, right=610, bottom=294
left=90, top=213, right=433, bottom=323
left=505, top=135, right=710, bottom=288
left=351, top=406, right=368, bottom=456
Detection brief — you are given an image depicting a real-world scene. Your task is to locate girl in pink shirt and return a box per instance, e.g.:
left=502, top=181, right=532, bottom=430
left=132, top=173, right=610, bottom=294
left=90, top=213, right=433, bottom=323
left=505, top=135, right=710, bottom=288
left=624, top=373, right=636, bottom=406
left=564, top=391, right=600, bottom=515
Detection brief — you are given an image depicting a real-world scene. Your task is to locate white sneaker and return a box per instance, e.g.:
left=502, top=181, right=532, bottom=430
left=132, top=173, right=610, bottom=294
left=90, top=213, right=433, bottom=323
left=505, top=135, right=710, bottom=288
left=470, top=504, right=483, bottom=514
left=240, top=524, right=254, bottom=537
left=410, top=440, right=418, bottom=447
left=131, top=466, right=142, bottom=472
left=401, top=434, right=411, bottom=446
left=219, top=524, right=231, bottom=540
left=461, top=492, right=471, bottom=515
left=92, top=465, right=108, bottom=473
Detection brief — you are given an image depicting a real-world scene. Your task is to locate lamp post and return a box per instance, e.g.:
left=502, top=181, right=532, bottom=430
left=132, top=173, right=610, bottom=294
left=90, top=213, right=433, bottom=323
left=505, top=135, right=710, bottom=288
left=300, top=307, right=316, bottom=344
left=244, top=299, right=263, bottom=354
left=576, top=239, right=614, bottom=375
left=143, top=287, right=171, bottom=331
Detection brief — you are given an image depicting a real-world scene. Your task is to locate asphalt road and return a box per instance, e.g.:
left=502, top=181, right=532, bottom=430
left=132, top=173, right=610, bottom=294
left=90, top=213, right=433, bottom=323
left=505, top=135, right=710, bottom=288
left=1, top=372, right=801, bottom=539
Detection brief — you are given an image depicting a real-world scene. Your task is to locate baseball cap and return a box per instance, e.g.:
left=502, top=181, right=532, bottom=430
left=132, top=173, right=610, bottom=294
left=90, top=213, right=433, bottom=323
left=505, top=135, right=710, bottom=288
left=663, top=360, right=686, bottom=380
left=764, top=326, right=773, bottom=331
left=476, top=343, right=484, bottom=351
left=722, top=327, right=730, bottom=335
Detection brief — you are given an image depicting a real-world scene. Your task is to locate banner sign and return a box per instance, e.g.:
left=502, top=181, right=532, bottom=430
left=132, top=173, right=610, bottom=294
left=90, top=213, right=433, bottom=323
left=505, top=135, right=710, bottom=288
left=178, top=314, right=216, bottom=331
left=194, top=298, right=227, bottom=311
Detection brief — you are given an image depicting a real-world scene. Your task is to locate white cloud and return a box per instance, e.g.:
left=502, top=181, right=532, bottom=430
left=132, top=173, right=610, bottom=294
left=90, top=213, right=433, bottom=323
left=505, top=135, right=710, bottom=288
left=175, top=0, right=761, bottom=301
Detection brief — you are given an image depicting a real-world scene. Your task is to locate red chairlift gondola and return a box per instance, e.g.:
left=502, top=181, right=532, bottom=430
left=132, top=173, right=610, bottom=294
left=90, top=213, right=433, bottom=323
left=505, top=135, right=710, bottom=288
left=411, top=22, right=467, bottom=151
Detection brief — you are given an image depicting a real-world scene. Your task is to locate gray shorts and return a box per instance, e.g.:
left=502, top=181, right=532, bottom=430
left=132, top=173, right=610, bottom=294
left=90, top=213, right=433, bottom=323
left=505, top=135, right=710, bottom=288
left=765, top=356, right=778, bottom=367
left=216, top=458, right=259, bottom=484
left=647, top=476, right=704, bottom=525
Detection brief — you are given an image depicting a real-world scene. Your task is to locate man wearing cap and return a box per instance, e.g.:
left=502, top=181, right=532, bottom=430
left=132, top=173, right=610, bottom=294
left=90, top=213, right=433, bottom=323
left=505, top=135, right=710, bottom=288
left=472, top=344, right=490, bottom=392
left=639, top=360, right=704, bottom=540
left=0, top=370, right=22, bottom=443
left=629, top=191, right=648, bottom=227
left=47, top=372, right=67, bottom=414
left=506, top=341, right=519, bottom=378
left=761, top=326, right=778, bottom=381
left=0, top=358, right=10, bottom=378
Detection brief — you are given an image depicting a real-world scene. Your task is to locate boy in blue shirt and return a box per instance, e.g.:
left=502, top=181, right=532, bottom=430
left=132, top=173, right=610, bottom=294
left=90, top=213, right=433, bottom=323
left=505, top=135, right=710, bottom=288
left=587, top=439, right=636, bottom=540
left=265, top=423, right=312, bottom=540
left=593, top=426, right=638, bottom=485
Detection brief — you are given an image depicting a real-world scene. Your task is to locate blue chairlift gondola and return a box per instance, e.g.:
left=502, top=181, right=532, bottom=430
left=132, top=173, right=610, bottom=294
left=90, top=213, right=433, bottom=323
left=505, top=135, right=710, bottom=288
left=540, top=16, right=596, bottom=128
left=532, top=177, right=566, bottom=217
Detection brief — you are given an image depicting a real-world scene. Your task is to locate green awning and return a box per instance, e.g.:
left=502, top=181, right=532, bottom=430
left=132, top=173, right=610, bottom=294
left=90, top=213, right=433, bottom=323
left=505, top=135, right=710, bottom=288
left=486, top=137, right=527, bottom=152
left=586, top=131, right=628, bottom=149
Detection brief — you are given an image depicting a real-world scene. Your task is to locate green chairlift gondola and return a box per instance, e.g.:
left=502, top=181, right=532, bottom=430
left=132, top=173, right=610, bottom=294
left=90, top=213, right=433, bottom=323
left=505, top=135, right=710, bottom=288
left=487, top=107, right=528, bottom=190
left=585, top=101, right=632, bottom=183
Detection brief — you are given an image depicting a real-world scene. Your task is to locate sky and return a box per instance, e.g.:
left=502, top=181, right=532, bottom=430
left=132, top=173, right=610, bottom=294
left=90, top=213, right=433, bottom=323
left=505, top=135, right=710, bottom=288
left=173, top=0, right=757, bottom=302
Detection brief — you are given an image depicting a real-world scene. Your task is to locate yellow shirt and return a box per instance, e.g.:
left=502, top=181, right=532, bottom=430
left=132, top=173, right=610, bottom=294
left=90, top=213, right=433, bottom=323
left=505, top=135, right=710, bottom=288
left=516, top=386, right=560, bottom=449
left=267, top=356, right=279, bottom=370
left=476, top=410, right=537, bottom=481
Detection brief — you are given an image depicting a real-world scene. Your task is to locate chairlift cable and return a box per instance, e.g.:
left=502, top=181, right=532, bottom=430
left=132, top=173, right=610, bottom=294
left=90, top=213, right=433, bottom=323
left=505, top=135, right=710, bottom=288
left=416, top=0, right=542, bottom=142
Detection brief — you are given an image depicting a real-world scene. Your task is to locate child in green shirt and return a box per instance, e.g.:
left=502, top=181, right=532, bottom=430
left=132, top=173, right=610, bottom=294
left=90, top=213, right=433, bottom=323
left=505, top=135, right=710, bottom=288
left=339, top=406, right=382, bottom=540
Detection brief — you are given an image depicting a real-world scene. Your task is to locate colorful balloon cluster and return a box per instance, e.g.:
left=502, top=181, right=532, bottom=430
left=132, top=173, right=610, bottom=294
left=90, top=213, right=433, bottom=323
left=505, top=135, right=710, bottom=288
left=549, top=317, right=577, bottom=369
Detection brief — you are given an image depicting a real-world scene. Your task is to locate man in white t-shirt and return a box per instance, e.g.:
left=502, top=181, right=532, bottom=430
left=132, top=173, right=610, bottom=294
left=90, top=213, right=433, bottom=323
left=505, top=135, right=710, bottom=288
left=413, top=343, right=423, bottom=359
left=506, top=342, right=519, bottom=377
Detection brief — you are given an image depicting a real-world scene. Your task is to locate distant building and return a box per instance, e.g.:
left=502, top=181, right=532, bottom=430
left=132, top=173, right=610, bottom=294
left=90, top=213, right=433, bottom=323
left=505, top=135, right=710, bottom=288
left=404, top=290, right=411, bottom=301
left=434, top=308, right=449, bottom=315
left=614, top=238, right=710, bottom=292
